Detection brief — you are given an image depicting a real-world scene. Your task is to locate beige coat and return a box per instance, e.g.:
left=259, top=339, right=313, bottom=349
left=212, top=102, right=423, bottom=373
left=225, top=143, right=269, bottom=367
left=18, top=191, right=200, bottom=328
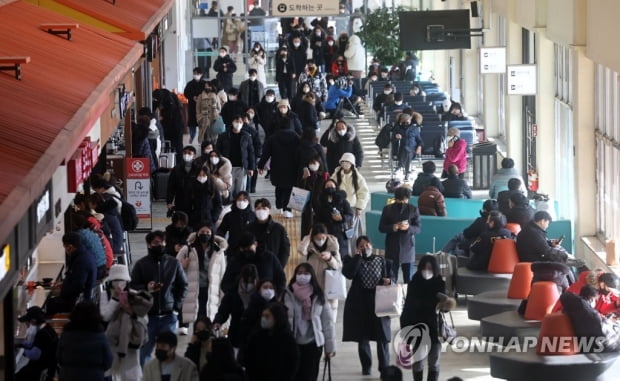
left=195, top=91, right=221, bottom=144
left=331, top=167, right=370, bottom=211
left=142, top=355, right=198, bottom=381
left=206, top=156, right=233, bottom=200
left=298, top=234, right=342, bottom=293
left=177, top=234, right=228, bottom=322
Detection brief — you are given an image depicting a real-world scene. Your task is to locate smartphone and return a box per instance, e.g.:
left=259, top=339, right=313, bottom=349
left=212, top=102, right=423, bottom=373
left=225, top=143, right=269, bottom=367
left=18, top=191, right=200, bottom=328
left=557, top=235, right=565, bottom=245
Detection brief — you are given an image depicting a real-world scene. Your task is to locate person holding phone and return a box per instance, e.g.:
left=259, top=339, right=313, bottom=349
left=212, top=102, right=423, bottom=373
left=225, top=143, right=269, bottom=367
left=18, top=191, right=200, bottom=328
left=442, top=128, right=467, bottom=179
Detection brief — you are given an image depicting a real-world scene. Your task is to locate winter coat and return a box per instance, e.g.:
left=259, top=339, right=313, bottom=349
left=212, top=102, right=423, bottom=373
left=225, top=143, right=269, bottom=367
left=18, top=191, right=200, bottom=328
left=297, top=98, right=319, bottom=129
left=130, top=252, right=188, bottom=315
left=379, top=202, right=421, bottom=264
left=298, top=70, right=328, bottom=101
left=213, top=55, right=237, bottom=92
left=309, top=34, right=326, bottom=65
left=248, top=49, right=267, bottom=85
left=498, top=189, right=523, bottom=216
left=442, top=175, right=472, bottom=199
left=411, top=173, right=444, bottom=196
left=530, top=262, right=574, bottom=292
left=560, top=292, right=606, bottom=348
left=190, top=177, right=223, bottom=230
left=283, top=289, right=336, bottom=352
left=331, top=167, right=370, bottom=211
left=342, top=255, right=392, bottom=342
left=275, top=57, right=294, bottom=83
left=313, top=189, right=354, bottom=257
left=255, top=98, right=278, bottom=138
left=289, top=44, right=308, bottom=75
left=220, top=99, right=249, bottom=129
left=324, top=84, right=352, bottom=111
left=61, top=247, right=98, bottom=306
left=184, top=78, right=207, bottom=126
left=86, top=216, right=114, bottom=269
left=298, top=139, right=328, bottom=175
left=343, top=34, right=365, bottom=72
left=516, top=222, right=569, bottom=263
left=400, top=272, right=446, bottom=344
left=243, top=122, right=263, bottom=161
left=248, top=217, right=291, bottom=267
left=391, top=123, right=423, bottom=154
left=216, top=130, right=256, bottom=171
left=488, top=167, right=526, bottom=199
left=467, top=228, right=513, bottom=271
left=166, top=162, right=201, bottom=215
left=216, top=204, right=256, bottom=250
left=196, top=91, right=221, bottom=144
left=76, top=228, right=106, bottom=269
left=258, top=128, right=301, bottom=187
left=213, top=285, right=253, bottom=347
left=323, top=125, right=363, bottom=172
left=204, top=156, right=233, bottom=200
left=57, top=330, right=113, bottom=381
left=443, top=138, right=468, bottom=174
left=418, top=186, right=447, bottom=216
left=463, top=215, right=489, bottom=240
left=177, top=234, right=228, bottom=321
left=164, top=224, right=192, bottom=256
left=273, top=111, right=303, bottom=136
left=297, top=234, right=342, bottom=293
left=239, top=79, right=265, bottom=108
left=507, top=204, right=536, bottom=229
left=132, top=123, right=157, bottom=173
left=100, top=289, right=152, bottom=356
left=221, top=247, right=286, bottom=294
left=331, top=60, right=349, bottom=77
left=297, top=170, right=330, bottom=238
left=142, top=355, right=199, bottom=381
left=245, top=327, right=299, bottom=381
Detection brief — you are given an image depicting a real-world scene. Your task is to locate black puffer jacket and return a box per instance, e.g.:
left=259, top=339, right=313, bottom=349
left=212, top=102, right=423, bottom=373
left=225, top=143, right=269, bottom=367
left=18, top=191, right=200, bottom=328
left=220, top=248, right=286, bottom=294
left=216, top=205, right=256, bottom=250
left=323, top=125, right=363, bottom=172
left=516, top=222, right=568, bottom=263
left=166, top=162, right=201, bottom=215
left=255, top=97, right=278, bottom=138
left=247, top=217, right=291, bottom=267
left=442, top=175, right=472, bottom=199
left=411, top=173, right=444, bottom=196
left=467, top=228, right=513, bottom=271
left=216, top=130, right=256, bottom=171
left=258, top=128, right=300, bottom=187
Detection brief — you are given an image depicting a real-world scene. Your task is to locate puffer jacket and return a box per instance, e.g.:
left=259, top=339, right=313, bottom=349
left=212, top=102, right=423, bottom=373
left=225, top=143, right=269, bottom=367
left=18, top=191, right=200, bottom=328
left=411, top=173, right=444, bottom=196
left=177, top=234, right=228, bottom=322
left=283, top=289, right=336, bottom=353
left=330, top=166, right=369, bottom=211
left=323, top=125, right=363, bottom=172
left=343, top=34, right=365, bottom=72
left=297, top=234, right=342, bottom=294
left=418, top=186, right=447, bottom=216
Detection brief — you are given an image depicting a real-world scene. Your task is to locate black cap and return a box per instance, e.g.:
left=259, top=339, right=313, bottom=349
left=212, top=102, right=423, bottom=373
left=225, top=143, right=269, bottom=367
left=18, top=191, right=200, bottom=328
left=18, top=306, right=45, bottom=323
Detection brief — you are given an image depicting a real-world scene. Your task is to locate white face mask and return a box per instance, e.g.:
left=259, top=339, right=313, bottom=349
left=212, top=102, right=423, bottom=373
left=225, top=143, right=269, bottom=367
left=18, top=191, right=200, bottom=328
left=421, top=270, right=434, bottom=280
left=395, top=101, right=403, bottom=105
left=255, top=209, right=270, bottom=221
left=249, top=76, right=257, bottom=81
left=315, top=31, right=321, bottom=36
left=204, top=148, right=212, bottom=154
left=279, top=107, right=288, bottom=114
left=308, top=163, right=320, bottom=172
left=254, top=47, right=260, bottom=51
left=194, top=75, right=202, bottom=81
left=112, top=280, right=128, bottom=291
left=313, top=238, right=326, bottom=247
left=236, top=200, right=249, bottom=210
left=210, top=157, right=220, bottom=165
left=293, top=42, right=301, bottom=48
left=232, top=122, right=243, bottom=131
left=337, top=129, right=347, bottom=136
left=296, top=273, right=312, bottom=285
left=328, top=41, right=334, bottom=46
left=197, top=176, right=208, bottom=184
left=384, top=90, right=391, bottom=95
left=260, top=316, right=274, bottom=329
left=363, top=247, right=373, bottom=257
left=266, top=96, right=275, bottom=103
left=341, top=162, right=352, bottom=170
left=260, top=288, right=275, bottom=301
left=219, top=52, right=226, bottom=57
left=183, top=154, right=194, bottom=163
left=247, top=113, right=255, bottom=119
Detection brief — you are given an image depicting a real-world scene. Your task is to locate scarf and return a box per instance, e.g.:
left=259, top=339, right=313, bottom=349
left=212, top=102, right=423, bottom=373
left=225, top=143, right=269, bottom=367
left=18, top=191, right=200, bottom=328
left=292, top=283, right=313, bottom=321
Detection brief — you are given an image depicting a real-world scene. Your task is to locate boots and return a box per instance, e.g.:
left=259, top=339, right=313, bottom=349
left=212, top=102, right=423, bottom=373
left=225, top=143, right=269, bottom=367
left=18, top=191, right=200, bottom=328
left=427, top=370, right=439, bottom=381
left=413, top=371, right=424, bottom=381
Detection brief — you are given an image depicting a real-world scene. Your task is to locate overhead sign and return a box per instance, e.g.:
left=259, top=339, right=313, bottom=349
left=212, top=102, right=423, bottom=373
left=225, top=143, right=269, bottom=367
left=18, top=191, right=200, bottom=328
left=125, top=158, right=151, bottom=219
left=480, top=47, right=506, bottom=74
left=507, top=64, right=537, bottom=95
left=272, top=0, right=339, bottom=16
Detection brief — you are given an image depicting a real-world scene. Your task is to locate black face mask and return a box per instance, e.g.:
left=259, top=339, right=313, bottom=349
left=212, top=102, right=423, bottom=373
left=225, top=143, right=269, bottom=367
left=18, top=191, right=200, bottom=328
left=155, top=349, right=169, bottom=362
left=196, top=330, right=211, bottom=341
left=198, top=233, right=211, bottom=244
left=325, top=188, right=336, bottom=195
left=149, top=246, right=164, bottom=257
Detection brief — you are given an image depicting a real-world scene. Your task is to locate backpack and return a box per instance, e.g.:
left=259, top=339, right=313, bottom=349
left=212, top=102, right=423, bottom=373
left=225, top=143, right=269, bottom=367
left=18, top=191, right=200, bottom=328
left=112, top=195, right=139, bottom=231
left=375, top=123, right=393, bottom=149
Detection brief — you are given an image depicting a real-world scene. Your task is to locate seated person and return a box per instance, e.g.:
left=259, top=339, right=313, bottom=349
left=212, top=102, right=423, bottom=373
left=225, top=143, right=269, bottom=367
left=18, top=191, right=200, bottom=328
left=442, top=164, right=472, bottom=199
left=497, top=178, right=524, bottom=216
left=409, top=83, right=426, bottom=101
left=324, top=77, right=353, bottom=117
left=441, top=199, right=499, bottom=256
left=561, top=285, right=620, bottom=352
left=466, top=211, right=513, bottom=271
left=418, top=185, right=447, bottom=217
left=531, top=261, right=575, bottom=293
left=384, top=92, right=408, bottom=124
left=411, top=161, right=444, bottom=196
left=442, top=102, right=467, bottom=122
left=595, top=273, right=620, bottom=316
left=516, top=211, right=571, bottom=263
left=488, top=158, right=526, bottom=199
left=506, top=193, right=535, bottom=229
left=553, top=269, right=604, bottom=312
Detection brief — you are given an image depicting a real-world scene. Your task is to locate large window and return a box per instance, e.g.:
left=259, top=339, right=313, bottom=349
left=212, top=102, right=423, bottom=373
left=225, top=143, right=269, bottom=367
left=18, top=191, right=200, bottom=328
left=595, top=65, right=620, bottom=241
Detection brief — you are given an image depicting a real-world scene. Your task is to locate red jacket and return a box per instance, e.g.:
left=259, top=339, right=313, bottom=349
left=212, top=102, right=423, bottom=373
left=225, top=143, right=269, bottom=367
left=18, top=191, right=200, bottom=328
left=87, top=216, right=114, bottom=269
left=443, top=138, right=468, bottom=174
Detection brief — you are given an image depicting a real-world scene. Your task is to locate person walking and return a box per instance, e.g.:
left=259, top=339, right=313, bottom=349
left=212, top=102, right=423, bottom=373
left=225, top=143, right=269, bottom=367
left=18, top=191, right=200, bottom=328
left=322, top=119, right=363, bottom=173
left=142, top=331, right=199, bottom=381
left=313, top=179, right=354, bottom=258
left=184, top=67, right=207, bottom=144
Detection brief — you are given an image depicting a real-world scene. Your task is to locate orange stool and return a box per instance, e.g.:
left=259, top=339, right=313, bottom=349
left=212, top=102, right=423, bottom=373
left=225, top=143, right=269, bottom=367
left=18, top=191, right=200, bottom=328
left=505, top=223, right=522, bottom=235
left=507, top=262, right=533, bottom=299
left=536, top=312, right=578, bottom=355
left=487, top=239, right=520, bottom=274
left=524, top=281, right=560, bottom=320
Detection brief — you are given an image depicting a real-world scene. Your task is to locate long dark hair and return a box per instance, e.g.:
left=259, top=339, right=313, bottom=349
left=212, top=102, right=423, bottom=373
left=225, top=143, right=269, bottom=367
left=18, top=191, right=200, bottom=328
left=201, top=337, right=243, bottom=378
left=417, top=255, right=440, bottom=277
left=64, top=302, right=104, bottom=332
left=264, top=302, right=291, bottom=332
left=335, top=165, right=359, bottom=193
left=288, top=263, right=326, bottom=304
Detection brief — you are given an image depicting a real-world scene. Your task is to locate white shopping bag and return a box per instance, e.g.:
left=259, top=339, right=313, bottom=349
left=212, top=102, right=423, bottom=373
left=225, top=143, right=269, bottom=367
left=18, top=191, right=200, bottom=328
left=287, top=187, right=311, bottom=211
left=324, top=269, right=347, bottom=300
left=375, top=284, right=404, bottom=317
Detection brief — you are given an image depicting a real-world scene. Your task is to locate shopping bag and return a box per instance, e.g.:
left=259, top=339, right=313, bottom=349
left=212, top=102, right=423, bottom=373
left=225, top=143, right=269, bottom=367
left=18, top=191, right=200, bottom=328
left=324, top=269, right=347, bottom=300
left=438, top=311, right=457, bottom=344
left=209, top=116, right=226, bottom=136
left=375, top=284, right=404, bottom=317
left=287, top=187, right=311, bottom=211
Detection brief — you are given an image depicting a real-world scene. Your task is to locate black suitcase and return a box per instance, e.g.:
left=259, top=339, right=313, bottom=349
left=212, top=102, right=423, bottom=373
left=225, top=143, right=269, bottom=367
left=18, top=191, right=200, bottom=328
left=153, top=170, right=170, bottom=200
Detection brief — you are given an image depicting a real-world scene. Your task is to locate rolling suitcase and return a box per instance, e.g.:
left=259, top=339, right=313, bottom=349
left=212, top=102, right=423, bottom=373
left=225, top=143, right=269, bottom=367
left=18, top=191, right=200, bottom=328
left=158, top=140, right=176, bottom=169
left=153, top=170, right=170, bottom=200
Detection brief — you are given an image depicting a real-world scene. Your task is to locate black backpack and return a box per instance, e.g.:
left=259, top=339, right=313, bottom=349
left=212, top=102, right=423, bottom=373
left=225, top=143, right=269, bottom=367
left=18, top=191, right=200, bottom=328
left=112, top=195, right=139, bottom=231
left=375, top=123, right=393, bottom=149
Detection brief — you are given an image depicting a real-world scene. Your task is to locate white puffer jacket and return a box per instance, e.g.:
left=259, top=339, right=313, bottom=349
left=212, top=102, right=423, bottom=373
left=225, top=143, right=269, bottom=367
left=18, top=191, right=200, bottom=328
left=344, top=34, right=366, bottom=72
left=283, top=289, right=336, bottom=353
left=177, top=234, right=228, bottom=322
left=330, top=166, right=370, bottom=211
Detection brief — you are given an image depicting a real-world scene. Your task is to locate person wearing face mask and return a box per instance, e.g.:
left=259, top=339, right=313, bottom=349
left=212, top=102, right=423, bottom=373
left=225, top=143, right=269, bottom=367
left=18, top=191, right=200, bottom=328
left=283, top=263, right=336, bottom=381
left=385, top=92, right=409, bottom=122
left=297, top=92, right=321, bottom=130
left=221, top=232, right=286, bottom=295
left=15, top=307, right=58, bottom=381
left=183, top=67, right=207, bottom=144
left=189, top=168, right=223, bottom=230
left=331, top=152, right=370, bottom=221
left=177, top=225, right=228, bottom=331
left=142, top=331, right=198, bottom=381
left=214, top=264, right=259, bottom=355
left=213, top=47, right=237, bottom=92
left=372, top=83, right=394, bottom=124
left=220, top=88, right=248, bottom=128
left=323, top=120, right=363, bottom=172
left=323, top=36, right=338, bottom=73
left=466, top=211, right=513, bottom=271
left=164, top=211, right=192, bottom=256
left=298, top=224, right=343, bottom=320
left=442, top=127, right=468, bottom=179
left=183, top=317, right=213, bottom=371
left=100, top=264, right=153, bottom=381
left=594, top=273, right=620, bottom=315
left=204, top=148, right=233, bottom=203
left=391, top=111, right=423, bottom=180
left=288, top=35, right=308, bottom=82
left=195, top=83, right=222, bottom=145
left=298, top=59, right=328, bottom=102
left=344, top=34, right=365, bottom=79
left=323, top=76, right=353, bottom=118
left=216, top=192, right=256, bottom=250
left=54, top=233, right=98, bottom=313
left=216, top=114, right=255, bottom=197
left=248, top=198, right=291, bottom=267
left=238, top=279, right=280, bottom=363
left=342, top=236, right=393, bottom=377
left=166, top=146, right=200, bottom=218
left=199, top=337, right=248, bottom=381
left=379, top=186, right=421, bottom=283
left=239, top=69, right=265, bottom=108
left=241, top=110, right=263, bottom=194
left=255, top=89, right=279, bottom=139
left=248, top=42, right=267, bottom=85
left=130, top=231, right=188, bottom=366
left=276, top=46, right=294, bottom=99
left=245, top=303, right=299, bottom=381
left=195, top=140, right=215, bottom=168
left=313, top=179, right=354, bottom=258
left=401, top=255, right=452, bottom=381
left=273, top=98, right=303, bottom=135
left=297, top=153, right=330, bottom=238
left=309, top=27, right=327, bottom=71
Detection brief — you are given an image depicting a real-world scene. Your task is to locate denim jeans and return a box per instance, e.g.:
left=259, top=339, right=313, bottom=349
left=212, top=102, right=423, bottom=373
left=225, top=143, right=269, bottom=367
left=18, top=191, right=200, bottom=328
left=140, top=313, right=177, bottom=366
left=392, top=260, right=415, bottom=283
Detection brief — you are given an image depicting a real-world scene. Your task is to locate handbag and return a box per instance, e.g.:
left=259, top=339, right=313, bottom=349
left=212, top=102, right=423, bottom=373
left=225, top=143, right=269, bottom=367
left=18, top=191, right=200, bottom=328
left=287, top=187, right=311, bottom=211
left=437, top=311, right=457, bottom=344
left=209, top=116, right=225, bottom=136
left=322, top=356, right=332, bottom=381
left=375, top=284, right=404, bottom=317
left=324, top=269, right=347, bottom=300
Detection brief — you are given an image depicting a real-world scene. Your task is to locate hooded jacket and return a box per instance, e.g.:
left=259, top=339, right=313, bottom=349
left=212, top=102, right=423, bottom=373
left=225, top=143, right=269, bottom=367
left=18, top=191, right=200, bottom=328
left=411, top=173, right=445, bottom=196
left=323, top=125, right=363, bottom=172
left=343, top=34, right=365, bottom=71
left=418, top=186, right=447, bottom=216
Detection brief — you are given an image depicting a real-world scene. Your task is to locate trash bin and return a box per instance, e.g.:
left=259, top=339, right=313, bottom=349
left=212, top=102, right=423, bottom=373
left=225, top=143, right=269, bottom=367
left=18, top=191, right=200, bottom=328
left=472, top=142, right=497, bottom=190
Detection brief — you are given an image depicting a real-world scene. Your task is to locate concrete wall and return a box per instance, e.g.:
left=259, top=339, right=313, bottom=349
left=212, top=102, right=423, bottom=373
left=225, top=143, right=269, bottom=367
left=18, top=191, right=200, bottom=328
left=587, top=0, right=620, bottom=73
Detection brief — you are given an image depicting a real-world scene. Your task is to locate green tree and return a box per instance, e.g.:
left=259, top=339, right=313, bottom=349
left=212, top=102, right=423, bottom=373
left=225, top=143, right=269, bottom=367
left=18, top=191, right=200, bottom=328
left=357, top=7, right=410, bottom=67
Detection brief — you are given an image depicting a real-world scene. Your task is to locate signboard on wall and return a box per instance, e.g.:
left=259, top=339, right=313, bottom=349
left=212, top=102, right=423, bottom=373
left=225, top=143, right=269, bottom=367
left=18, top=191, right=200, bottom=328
left=507, top=64, right=537, bottom=95
left=480, top=47, right=506, bottom=74
left=272, top=0, right=339, bottom=16
left=125, top=158, right=151, bottom=219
